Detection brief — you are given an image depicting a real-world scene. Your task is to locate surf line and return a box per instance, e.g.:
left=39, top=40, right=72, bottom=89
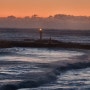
left=0, top=58, right=90, bottom=90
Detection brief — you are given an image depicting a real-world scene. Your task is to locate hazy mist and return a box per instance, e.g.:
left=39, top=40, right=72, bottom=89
left=0, top=14, right=90, bottom=30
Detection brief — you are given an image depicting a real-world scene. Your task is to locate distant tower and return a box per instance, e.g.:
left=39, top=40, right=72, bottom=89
left=39, top=28, right=42, bottom=40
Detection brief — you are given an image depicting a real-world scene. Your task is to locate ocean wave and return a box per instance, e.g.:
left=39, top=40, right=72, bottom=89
left=0, top=56, right=90, bottom=90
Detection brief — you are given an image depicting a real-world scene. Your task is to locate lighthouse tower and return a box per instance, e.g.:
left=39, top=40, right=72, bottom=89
left=39, top=28, right=42, bottom=40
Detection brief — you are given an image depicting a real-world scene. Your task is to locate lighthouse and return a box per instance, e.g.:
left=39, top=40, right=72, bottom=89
left=39, top=28, right=42, bottom=40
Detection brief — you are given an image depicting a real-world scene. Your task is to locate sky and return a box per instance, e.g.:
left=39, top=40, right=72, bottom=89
left=0, top=0, right=90, bottom=17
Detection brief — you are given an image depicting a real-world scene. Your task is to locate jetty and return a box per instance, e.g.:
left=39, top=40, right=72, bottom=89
left=0, top=39, right=90, bottom=50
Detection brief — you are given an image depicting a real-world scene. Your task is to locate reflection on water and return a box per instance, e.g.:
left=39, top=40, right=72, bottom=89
left=0, top=47, right=84, bottom=80
left=0, top=47, right=84, bottom=63
left=27, top=68, right=90, bottom=90
left=0, top=64, right=43, bottom=75
left=0, top=47, right=89, bottom=90
left=0, top=47, right=86, bottom=77
left=44, top=68, right=90, bottom=90
left=58, top=68, right=90, bottom=87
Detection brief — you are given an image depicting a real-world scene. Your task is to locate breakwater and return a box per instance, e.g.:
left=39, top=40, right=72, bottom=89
left=0, top=39, right=90, bottom=49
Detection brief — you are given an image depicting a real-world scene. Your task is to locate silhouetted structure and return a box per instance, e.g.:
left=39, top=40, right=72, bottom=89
left=39, top=28, right=42, bottom=40
left=0, top=39, right=90, bottom=49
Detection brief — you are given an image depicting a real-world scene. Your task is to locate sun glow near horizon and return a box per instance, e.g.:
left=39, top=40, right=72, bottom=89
left=0, top=0, right=90, bottom=17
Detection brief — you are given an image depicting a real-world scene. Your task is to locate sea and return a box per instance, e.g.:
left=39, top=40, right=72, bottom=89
left=0, top=28, right=90, bottom=90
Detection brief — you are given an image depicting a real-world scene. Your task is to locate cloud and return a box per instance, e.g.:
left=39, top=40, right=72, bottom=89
left=0, top=14, right=90, bottom=30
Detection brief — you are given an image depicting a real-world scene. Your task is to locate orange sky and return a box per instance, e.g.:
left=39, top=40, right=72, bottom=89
left=0, top=0, right=90, bottom=17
